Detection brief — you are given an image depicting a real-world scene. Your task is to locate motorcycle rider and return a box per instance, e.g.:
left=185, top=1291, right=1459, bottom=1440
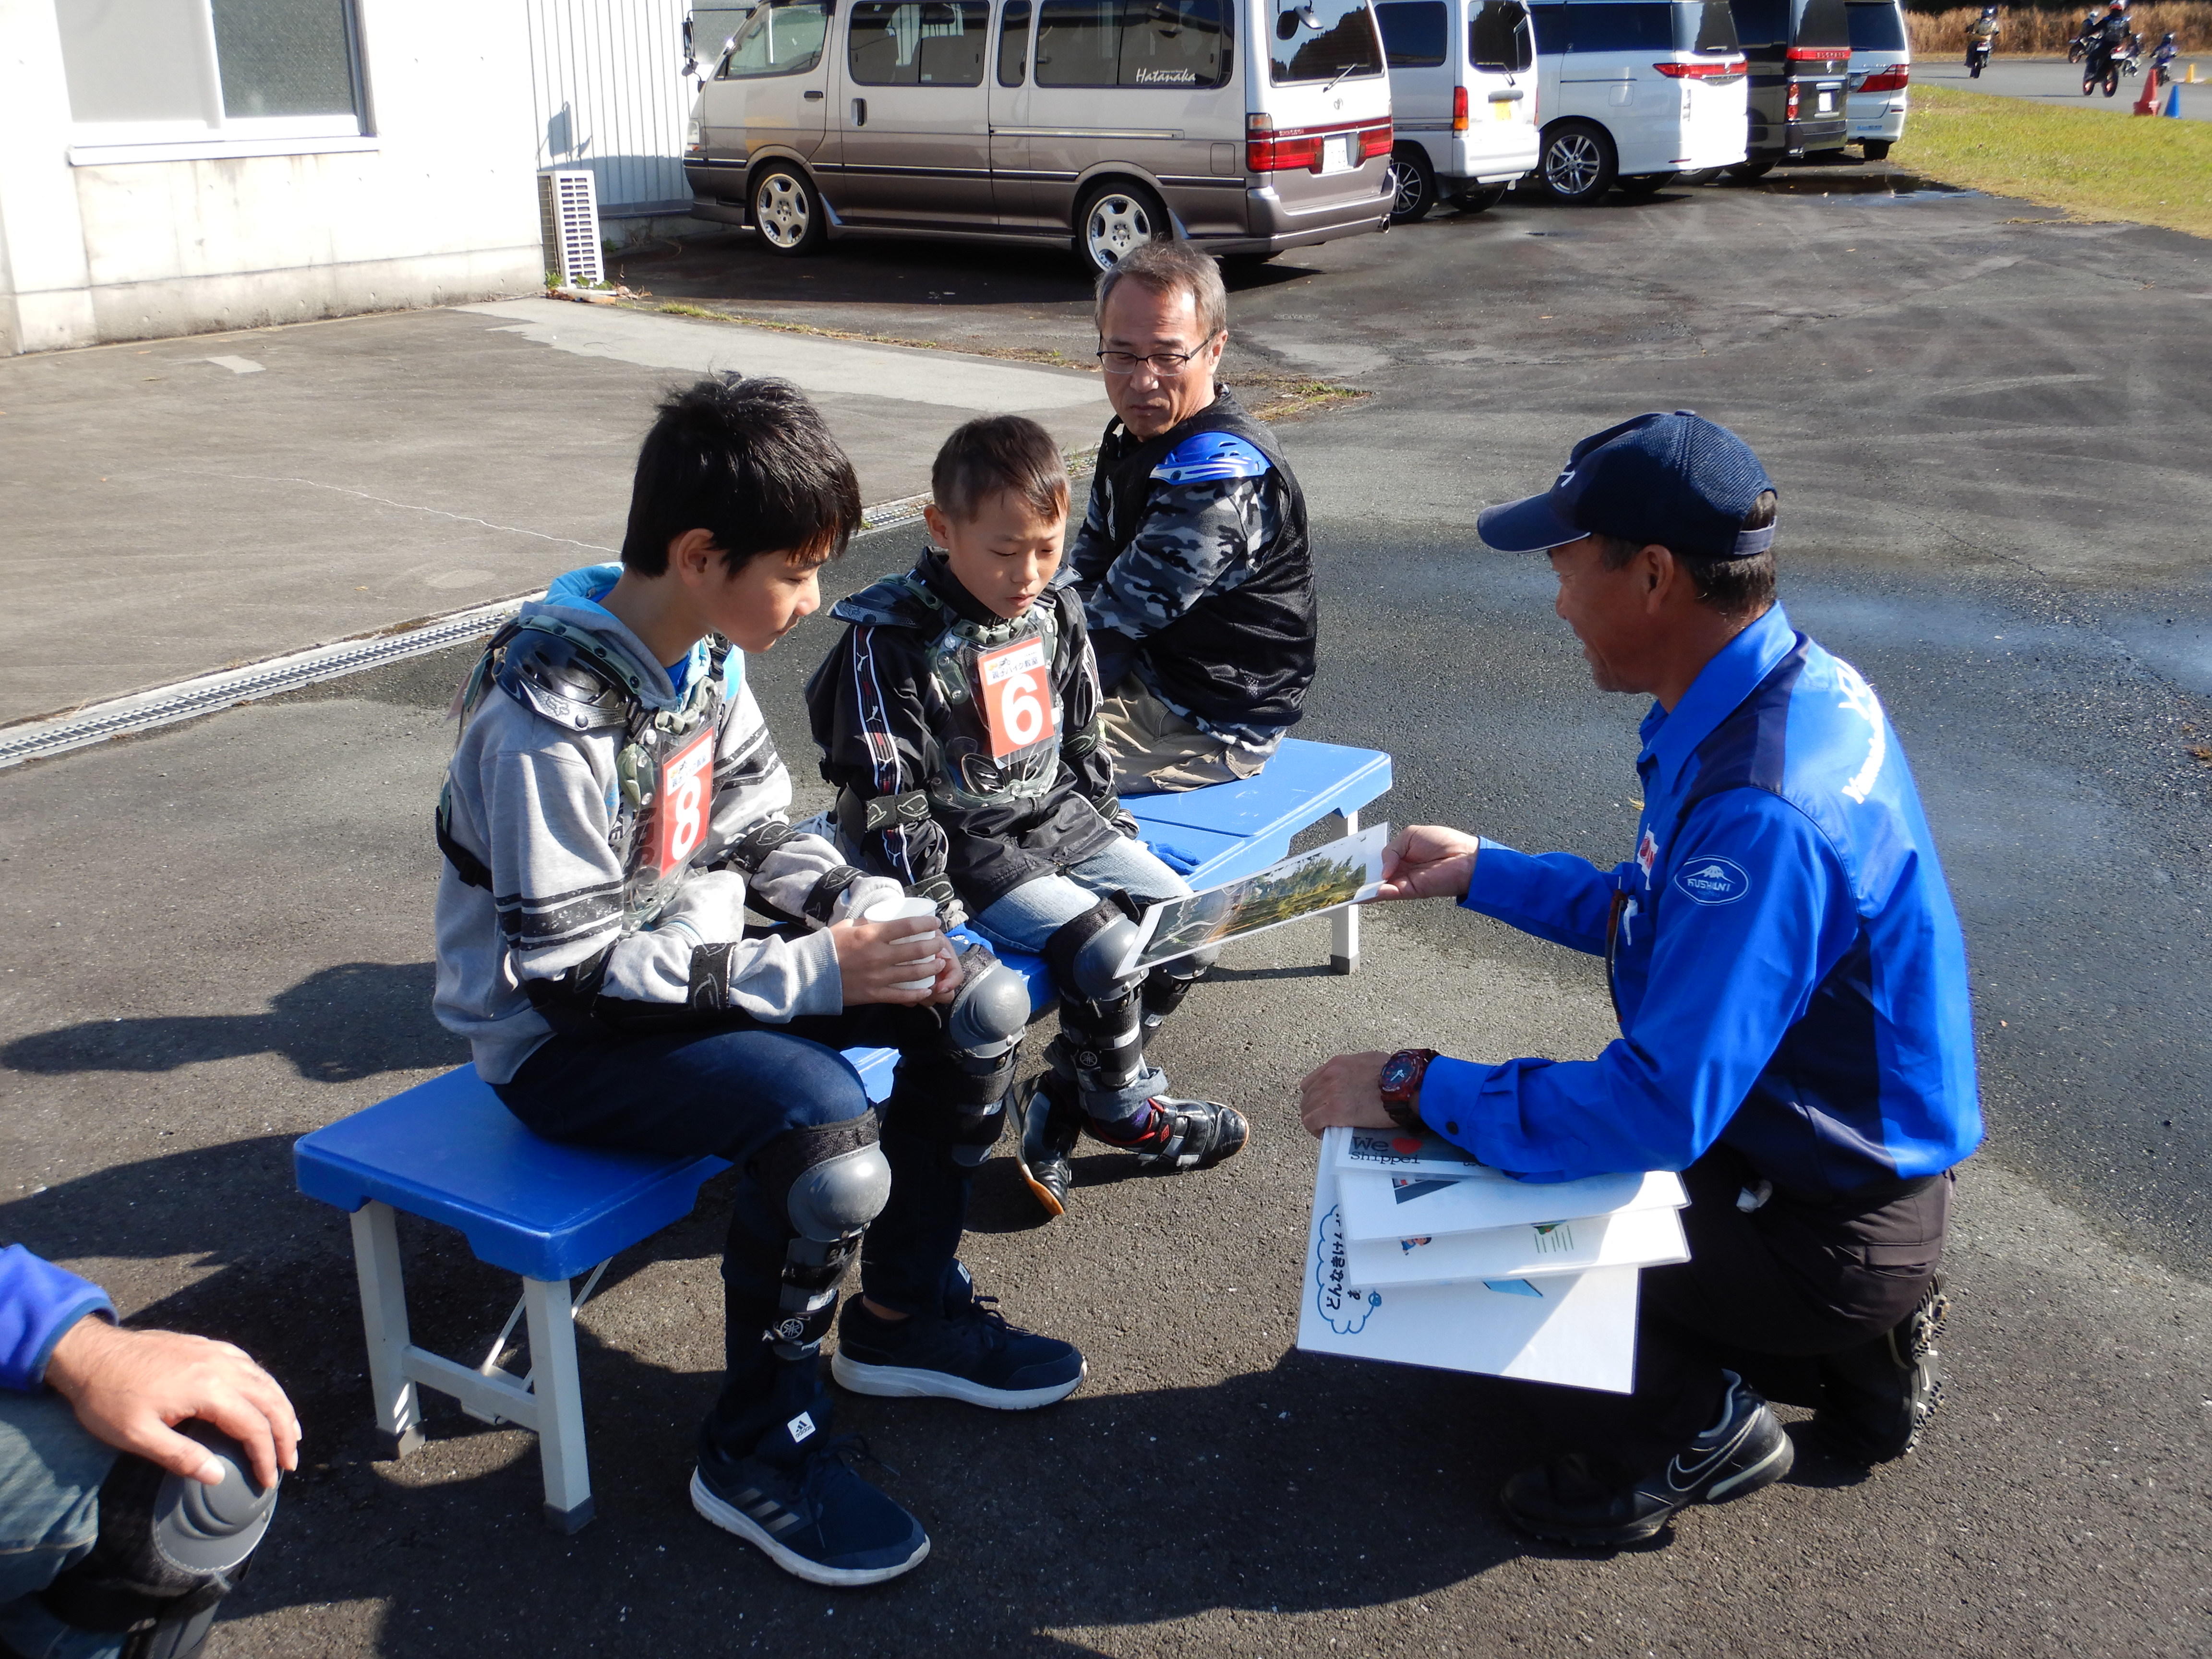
left=2151, top=30, right=2178, bottom=87
left=2087, top=0, right=2138, bottom=81
left=1965, top=5, right=1998, bottom=74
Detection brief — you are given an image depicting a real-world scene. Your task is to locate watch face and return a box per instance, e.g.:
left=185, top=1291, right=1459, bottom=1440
left=1380, top=1054, right=1415, bottom=1095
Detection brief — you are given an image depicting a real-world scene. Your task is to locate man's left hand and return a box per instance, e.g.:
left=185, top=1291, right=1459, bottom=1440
left=1298, top=1052, right=1401, bottom=1138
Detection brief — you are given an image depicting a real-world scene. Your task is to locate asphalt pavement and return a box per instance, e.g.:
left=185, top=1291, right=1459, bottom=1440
left=3, top=164, right=2210, bottom=1656
left=1919, top=51, right=2212, bottom=119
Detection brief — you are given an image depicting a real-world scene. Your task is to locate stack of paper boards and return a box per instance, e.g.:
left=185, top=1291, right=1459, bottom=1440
left=1295, top=1128, right=1691, bottom=1394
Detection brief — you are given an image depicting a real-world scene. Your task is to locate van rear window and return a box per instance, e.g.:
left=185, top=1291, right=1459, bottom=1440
left=1377, top=0, right=1447, bottom=65
left=1729, top=0, right=1788, bottom=46
left=1270, top=0, right=1385, bottom=82
left=1035, top=0, right=1234, bottom=87
left=1470, top=0, right=1535, bottom=68
left=1844, top=0, right=1905, bottom=50
left=849, top=0, right=990, bottom=84
left=1675, top=0, right=1739, bottom=51
left=1795, top=0, right=1852, bottom=49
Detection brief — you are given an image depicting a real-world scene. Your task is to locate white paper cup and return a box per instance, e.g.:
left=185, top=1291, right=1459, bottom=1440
left=863, top=895, right=945, bottom=991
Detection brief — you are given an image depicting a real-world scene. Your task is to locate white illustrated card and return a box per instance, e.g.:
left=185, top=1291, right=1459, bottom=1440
left=1341, top=1201, right=1691, bottom=1289
left=1336, top=1164, right=1688, bottom=1244
left=1119, top=823, right=1388, bottom=977
left=1296, top=1150, right=1641, bottom=1394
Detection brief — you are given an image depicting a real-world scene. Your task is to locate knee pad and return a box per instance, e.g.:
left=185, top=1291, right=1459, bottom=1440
left=945, top=946, right=1033, bottom=1060
left=754, top=1111, right=891, bottom=1243
left=1044, top=895, right=1144, bottom=1004
left=40, top=1424, right=277, bottom=1648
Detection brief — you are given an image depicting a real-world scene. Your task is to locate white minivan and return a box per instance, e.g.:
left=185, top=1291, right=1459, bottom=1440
left=1376, top=0, right=1541, bottom=221
left=1523, top=0, right=1746, bottom=202
left=1843, top=0, right=1909, bottom=160
left=684, top=0, right=1394, bottom=274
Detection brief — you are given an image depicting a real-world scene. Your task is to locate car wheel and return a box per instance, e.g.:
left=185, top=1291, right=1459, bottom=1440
left=1076, top=181, right=1168, bottom=276
left=1453, top=183, right=1510, bottom=214
left=1384, top=146, right=1437, bottom=224
left=1860, top=139, right=1892, bottom=161
left=1725, top=158, right=1776, bottom=182
left=1539, top=121, right=1618, bottom=205
left=1615, top=171, right=1677, bottom=198
left=1675, top=167, right=1722, bottom=186
left=750, top=164, right=825, bottom=256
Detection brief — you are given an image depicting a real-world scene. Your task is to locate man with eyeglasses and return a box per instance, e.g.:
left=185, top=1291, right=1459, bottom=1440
left=1067, top=240, right=1316, bottom=795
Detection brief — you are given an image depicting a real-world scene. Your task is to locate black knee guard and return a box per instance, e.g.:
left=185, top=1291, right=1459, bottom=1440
left=40, top=1424, right=277, bottom=1659
left=1043, top=895, right=1145, bottom=1004
left=1051, top=982, right=1147, bottom=1099
left=1140, top=944, right=1216, bottom=1037
left=750, top=1112, right=890, bottom=1360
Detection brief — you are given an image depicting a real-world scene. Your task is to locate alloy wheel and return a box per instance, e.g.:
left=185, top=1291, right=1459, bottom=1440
left=755, top=174, right=811, bottom=250
left=1084, top=194, right=1154, bottom=271
left=1545, top=132, right=1602, bottom=198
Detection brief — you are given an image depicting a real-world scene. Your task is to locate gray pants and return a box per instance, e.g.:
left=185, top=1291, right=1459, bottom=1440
left=1098, top=676, right=1272, bottom=795
left=0, top=1391, right=122, bottom=1659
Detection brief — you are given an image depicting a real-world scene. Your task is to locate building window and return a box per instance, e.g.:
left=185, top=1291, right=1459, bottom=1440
left=56, top=0, right=371, bottom=158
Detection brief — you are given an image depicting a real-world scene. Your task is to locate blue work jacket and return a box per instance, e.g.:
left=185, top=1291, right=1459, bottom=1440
left=1419, top=604, right=1983, bottom=1197
left=0, top=1245, right=110, bottom=1393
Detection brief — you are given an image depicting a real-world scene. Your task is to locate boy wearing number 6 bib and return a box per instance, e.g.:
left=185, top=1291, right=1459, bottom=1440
left=805, top=415, right=1247, bottom=1221
left=433, top=379, right=1084, bottom=1588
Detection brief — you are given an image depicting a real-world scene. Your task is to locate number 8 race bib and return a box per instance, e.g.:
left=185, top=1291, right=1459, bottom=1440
left=975, top=637, right=1057, bottom=760
left=650, top=727, right=717, bottom=878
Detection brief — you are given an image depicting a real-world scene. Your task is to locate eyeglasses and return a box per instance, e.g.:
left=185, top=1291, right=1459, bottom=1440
left=1095, top=337, right=1220, bottom=377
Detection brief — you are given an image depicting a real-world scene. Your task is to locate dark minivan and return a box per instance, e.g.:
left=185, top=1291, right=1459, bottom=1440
left=1726, top=0, right=1851, bottom=176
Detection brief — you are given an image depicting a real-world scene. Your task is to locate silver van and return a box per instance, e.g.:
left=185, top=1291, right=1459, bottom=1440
left=684, top=0, right=1395, bottom=273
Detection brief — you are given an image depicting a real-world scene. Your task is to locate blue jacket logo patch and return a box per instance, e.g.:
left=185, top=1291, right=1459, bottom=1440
left=1674, top=855, right=1751, bottom=905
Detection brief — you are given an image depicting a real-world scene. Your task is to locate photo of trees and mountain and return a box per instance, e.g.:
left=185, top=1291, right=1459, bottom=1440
left=1129, top=824, right=1387, bottom=974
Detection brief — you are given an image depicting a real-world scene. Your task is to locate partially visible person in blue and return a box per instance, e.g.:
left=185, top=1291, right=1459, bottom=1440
left=1299, top=411, right=1982, bottom=1549
left=1, top=1244, right=293, bottom=1659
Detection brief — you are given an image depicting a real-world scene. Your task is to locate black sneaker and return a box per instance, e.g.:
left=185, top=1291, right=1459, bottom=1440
left=831, top=1267, right=1085, bottom=1409
left=1500, top=1372, right=1795, bottom=1548
left=691, top=1407, right=929, bottom=1587
left=1012, top=1071, right=1083, bottom=1217
left=1094, top=1095, right=1248, bottom=1172
left=1813, top=1278, right=1948, bottom=1464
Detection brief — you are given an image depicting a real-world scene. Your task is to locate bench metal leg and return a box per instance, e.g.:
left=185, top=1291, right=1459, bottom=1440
left=348, top=1202, right=423, bottom=1459
left=521, top=1275, right=595, bottom=1534
left=1332, top=808, right=1361, bottom=975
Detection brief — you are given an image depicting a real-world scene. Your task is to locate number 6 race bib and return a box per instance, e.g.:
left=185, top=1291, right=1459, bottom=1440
left=649, top=727, right=716, bottom=878
left=975, top=638, right=1057, bottom=760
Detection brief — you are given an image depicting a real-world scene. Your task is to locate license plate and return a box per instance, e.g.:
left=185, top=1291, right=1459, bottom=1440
left=1492, top=99, right=1513, bottom=121
left=1322, top=133, right=1355, bottom=173
left=1817, top=90, right=1835, bottom=112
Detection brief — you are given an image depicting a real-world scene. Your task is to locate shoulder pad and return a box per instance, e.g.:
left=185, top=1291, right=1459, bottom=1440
left=830, top=572, right=934, bottom=630
left=1152, top=432, right=1269, bottom=486
left=495, top=627, right=634, bottom=733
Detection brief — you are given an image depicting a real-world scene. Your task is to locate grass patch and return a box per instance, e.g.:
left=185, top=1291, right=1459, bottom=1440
left=1894, top=83, right=2212, bottom=239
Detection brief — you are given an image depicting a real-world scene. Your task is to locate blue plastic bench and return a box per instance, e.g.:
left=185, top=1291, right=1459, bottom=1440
left=293, top=736, right=1390, bottom=1530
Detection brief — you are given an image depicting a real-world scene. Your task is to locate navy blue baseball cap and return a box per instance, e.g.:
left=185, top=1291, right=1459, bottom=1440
left=1476, top=411, right=1778, bottom=560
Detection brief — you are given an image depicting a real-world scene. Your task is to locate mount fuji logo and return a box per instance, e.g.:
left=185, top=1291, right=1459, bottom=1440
left=1673, top=854, right=1751, bottom=905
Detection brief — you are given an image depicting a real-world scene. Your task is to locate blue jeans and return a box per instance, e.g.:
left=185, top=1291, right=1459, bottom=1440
left=496, top=1000, right=988, bottom=1454
left=969, top=837, right=1191, bottom=954
left=0, top=1391, right=123, bottom=1659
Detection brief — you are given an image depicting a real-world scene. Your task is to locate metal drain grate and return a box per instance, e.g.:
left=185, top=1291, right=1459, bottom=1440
left=1, top=457, right=1098, bottom=772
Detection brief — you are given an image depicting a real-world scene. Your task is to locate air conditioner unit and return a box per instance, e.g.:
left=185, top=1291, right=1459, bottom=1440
left=538, top=168, right=603, bottom=287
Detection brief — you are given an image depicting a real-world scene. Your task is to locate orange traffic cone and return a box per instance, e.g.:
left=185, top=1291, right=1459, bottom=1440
left=2135, top=69, right=2161, bottom=114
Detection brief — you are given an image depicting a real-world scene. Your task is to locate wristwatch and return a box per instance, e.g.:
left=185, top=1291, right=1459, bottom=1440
left=1377, top=1048, right=1438, bottom=1134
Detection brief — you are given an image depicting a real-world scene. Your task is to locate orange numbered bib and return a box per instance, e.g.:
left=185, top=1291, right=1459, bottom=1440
left=649, top=726, right=716, bottom=877
left=974, top=637, right=1056, bottom=760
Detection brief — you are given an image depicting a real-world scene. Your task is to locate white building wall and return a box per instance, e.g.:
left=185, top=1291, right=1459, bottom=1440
left=527, top=0, right=697, bottom=216
left=0, top=0, right=544, bottom=356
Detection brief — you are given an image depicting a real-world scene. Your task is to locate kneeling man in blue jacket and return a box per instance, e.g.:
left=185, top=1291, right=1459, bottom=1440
left=1301, top=411, right=1982, bottom=1548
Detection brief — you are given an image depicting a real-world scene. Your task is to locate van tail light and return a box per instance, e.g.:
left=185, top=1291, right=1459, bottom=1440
left=1857, top=62, right=1909, bottom=93
left=1246, top=114, right=1392, bottom=172
left=1452, top=85, right=1469, bottom=131
left=1786, top=78, right=1802, bottom=120
left=1655, top=57, right=1746, bottom=82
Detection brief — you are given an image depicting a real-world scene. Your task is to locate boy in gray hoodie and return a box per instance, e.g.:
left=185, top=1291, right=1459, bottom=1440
left=433, top=376, right=1082, bottom=1587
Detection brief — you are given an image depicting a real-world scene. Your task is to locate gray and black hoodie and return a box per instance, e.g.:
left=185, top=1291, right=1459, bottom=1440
left=433, top=564, right=899, bottom=1083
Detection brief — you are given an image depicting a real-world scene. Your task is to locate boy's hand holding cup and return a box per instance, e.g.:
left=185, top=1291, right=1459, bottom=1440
left=833, top=895, right=959, bottom=1006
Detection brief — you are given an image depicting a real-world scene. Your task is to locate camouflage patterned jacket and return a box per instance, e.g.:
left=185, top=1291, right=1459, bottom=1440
left=1067, top=387, right=1315, bottom=748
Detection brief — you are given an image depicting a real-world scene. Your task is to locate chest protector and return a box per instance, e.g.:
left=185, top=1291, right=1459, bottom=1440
left=838, top=572, right=1076, bottom=816
left=441, top=615, right=736, bottom=931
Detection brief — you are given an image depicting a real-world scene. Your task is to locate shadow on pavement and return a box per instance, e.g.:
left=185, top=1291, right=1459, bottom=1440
left=1, top=962, right=465, bottom=1084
